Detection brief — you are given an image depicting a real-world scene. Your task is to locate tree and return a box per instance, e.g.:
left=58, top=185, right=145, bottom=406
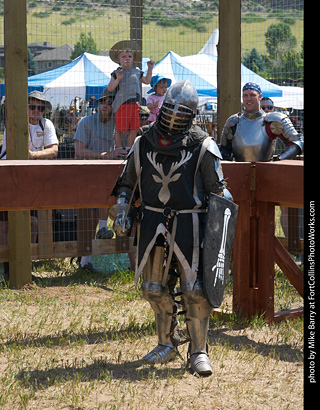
left=265, top=23, right=297, bottom=61
left=264, top=22, right=303, bottom=83
left=28, top=48, right=38, bottom=76
left=70, top=32, right=98, bottom=60
left=242, top=48, right=266, bottom=74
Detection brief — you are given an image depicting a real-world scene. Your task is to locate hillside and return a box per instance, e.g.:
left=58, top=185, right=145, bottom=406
left=0, top=0, right=303, bottom=62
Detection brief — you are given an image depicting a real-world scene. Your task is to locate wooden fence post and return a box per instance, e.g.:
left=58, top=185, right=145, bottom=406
left=4, top=0, right=32, bottom=287
left=233, top=165, right=275, bottom=320
left=217, top=0, right=241, bottom=143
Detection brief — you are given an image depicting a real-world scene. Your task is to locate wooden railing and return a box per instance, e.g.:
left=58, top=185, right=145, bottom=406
left=0, top=159, right=303, bottom=322
left=228, top=160, right=303, bottom=322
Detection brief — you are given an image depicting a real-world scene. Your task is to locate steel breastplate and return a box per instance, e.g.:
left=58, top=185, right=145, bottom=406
left=232, top=114, right=275, bottom=162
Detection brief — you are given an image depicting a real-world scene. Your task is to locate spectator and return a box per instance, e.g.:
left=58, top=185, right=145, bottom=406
left=146, top=74, right=171, bottom=123
left=73, top=88, right=132, bottom=272
left=74, top=88, right=127, bottom=160
left=1, top=90, right=58, bottom=160
left=108, top=40, right=154, bottom=151
left=0, top=91, right=59, bottom=283
left=260, top=97, right=275, bottom=113
left=138, top=105, right=150, bottom=132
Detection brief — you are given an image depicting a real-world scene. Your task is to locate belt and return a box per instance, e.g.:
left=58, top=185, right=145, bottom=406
left=144, top=205, right=206, bottom=216
left=144, top=205, right=206, bottom=286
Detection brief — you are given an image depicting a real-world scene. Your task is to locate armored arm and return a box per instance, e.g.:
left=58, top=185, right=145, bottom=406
left=219, top=114, right=239, bottom=161
left=276, top=144, right=301, bottom=161
left=266, top=112, right=304, bottom=160
left=200, top=140, right=233, bottom=201
left=219, top=139, right=233, bottom=161
left=110, top=153, right=139, bottom=236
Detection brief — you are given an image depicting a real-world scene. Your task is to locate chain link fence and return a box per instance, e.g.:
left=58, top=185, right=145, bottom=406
left=0, top=0, right=304, bottom=273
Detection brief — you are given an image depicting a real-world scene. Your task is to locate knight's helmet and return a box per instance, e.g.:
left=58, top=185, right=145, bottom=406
left=157, top=80, right=198, bottom=135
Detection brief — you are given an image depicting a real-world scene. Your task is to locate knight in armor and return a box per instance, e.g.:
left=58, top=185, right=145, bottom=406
left=110, top=80, right=233, bottom=376
left=220, top=82, right=304, bottom=162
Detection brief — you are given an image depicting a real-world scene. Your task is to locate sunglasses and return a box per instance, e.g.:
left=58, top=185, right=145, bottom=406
left=262, top=106, right=273, bottom=110
left=29, top=104, right=45, bottom=112
left=139, top=115, right=149, bottom=120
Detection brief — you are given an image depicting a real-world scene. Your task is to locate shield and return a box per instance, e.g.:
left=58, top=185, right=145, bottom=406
left=203, top=193, right=239, bottom=307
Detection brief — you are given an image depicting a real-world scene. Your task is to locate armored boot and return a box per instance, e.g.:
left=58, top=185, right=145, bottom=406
left=143, top=310, right=178, bottom=363
left=141, top=246, right=179, bottom=364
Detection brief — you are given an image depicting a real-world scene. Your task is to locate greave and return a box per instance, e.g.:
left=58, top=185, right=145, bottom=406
left=155, top=311, right=175, bottom=347
left=187, top=315, right=213, bottom=376
left=187, top=315, right=210, bottom=355
left=183, top=289, right=213, bottom=376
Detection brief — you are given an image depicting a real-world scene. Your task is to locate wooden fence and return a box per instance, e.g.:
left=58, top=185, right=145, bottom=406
left=0, top=159, right=303, bottom=322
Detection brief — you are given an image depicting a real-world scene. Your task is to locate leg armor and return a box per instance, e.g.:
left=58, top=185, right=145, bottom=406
left=141, top=246, right=178, bottom=363
left=182, top=280, right=213, bottom=376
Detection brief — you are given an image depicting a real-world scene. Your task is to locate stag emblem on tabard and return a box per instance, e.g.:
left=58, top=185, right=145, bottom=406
left=147, top=150, right=192, bottom=205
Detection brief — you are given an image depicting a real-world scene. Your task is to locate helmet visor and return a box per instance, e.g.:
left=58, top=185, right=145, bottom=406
left=159, top=102, right=194, bottom=133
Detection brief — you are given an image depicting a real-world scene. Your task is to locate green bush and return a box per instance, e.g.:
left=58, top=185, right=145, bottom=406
left=33, top=11, right=50, bottom=18
left=242, top=13, right=266, bottom=23
left=156, top=16, right=207, bottom=32
left=62, top=18, right=76, bottom=25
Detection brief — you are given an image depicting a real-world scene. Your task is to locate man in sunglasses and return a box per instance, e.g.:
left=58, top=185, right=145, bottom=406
left=73, top=88, right=132, bottom=273
left=137, top=105, right=150, bottom=132
left=220, top=82, right=303, bottom=162
left=261, top=97, right=275, bottom=113
left=1, top=90, right=59, bottom=160
left=0, top=91, right=58, bottom=283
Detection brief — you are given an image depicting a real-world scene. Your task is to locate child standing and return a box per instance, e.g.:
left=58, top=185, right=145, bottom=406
left=146, top=75, right=171, bottom=123
left=108, top=40, right=154, bottom=150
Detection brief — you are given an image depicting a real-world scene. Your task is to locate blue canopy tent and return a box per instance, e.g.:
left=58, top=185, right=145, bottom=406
left=0, top=52, right=149, bottom=108
left=1, top=50, right=282, bottom=108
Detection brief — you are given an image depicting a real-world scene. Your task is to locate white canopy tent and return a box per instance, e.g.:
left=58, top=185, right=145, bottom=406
left=198, top=28, right=219, bottom=56
left=142, top=50, right=284, bottom=107
left=271, top=86, right=304, bottom=110
left=195, top=28, right=303, bottom=110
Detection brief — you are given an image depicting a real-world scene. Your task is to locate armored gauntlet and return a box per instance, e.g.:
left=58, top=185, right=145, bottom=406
left=109, top=187, right=133, bottom=236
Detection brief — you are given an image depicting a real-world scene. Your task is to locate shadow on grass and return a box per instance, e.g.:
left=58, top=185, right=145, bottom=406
left=16, top=357, right=188, bottom=388
left=30, top=257, right=136, bottom=294
left=2, top=317, right=156, bottom=351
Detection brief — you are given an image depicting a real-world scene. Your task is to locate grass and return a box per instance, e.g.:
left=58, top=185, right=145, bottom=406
left=0, top=257, right=303, bottom=409
left=0, top=3, right=304, bottom=405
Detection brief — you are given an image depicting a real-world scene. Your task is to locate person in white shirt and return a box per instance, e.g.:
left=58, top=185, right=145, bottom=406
left=0, top=91, right=58, bottom=283
left=1, top=90, right=58, bottom=160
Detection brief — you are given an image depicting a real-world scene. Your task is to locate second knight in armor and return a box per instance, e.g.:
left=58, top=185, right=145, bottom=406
left=220, top=82, right=303, bottom=162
